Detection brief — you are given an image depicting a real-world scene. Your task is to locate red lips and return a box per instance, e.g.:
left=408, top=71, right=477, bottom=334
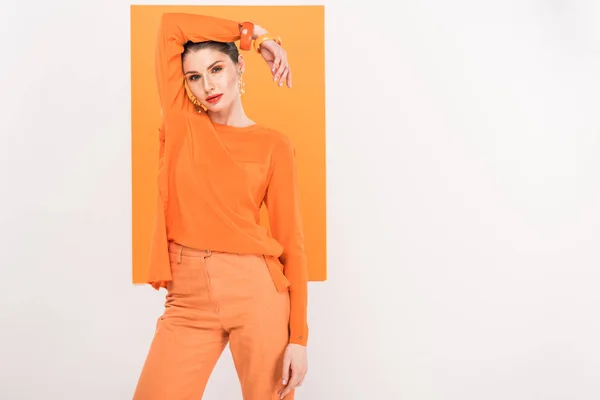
left=206, top=94, right=223, bottom=104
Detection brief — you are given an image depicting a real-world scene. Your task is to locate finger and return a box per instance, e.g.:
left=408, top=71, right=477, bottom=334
left=280, top=387, right=291, bottom=399
left=271, top=55, right=282, bottom=77
left=278, top=66, right=289, bottom=87
left=277, top=368, right=288, bottom=394
left=279, top=378, right=301, bottom=399
left=274, top=63, right=287, bottom=85
left=274, top=53, right=287, bottom=82
left=277, top=374, right=290, bottom=398
left=266, top=60, right=274, bottom=73
left=286, top=368, right=301, bottom=390
left=279, top=383, right=292, bottom=399
left=281, top=357, right=291, bottom=387
left=286, top=66, right=293, bottom=88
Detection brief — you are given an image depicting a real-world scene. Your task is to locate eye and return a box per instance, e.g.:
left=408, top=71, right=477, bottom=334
left=212, top=66, right=223, bottom=73
left=189, top=74, right=200, bottom=81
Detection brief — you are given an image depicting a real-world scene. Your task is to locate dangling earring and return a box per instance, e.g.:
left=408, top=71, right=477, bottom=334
left=238, top=72, right=246, bottom=97
left=183, top=78, right=205, bottom=113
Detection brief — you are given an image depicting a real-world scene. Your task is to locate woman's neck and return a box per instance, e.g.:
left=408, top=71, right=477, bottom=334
left=207, top=98, right=254, bottom=128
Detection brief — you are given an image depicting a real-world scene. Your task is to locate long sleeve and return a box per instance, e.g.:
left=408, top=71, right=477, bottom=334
left=264, top=136, right=309, bottom=346
left=155, top=13, right=242, bottom=116
left=147, top=119, right=170, bottom=289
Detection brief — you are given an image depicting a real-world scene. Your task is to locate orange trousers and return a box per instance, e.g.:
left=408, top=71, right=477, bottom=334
left=133, top=242, right=294, bottom=399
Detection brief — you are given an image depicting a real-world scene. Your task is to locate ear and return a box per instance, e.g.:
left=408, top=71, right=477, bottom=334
left=237, top=54, right=246, bottom=74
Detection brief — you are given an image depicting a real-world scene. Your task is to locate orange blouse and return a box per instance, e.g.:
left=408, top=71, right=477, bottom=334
left=146, top=13, right=309, bottom=346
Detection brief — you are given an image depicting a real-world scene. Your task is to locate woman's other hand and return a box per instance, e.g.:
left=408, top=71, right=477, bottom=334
left=277, top=343, right=307, bottom=398
left=259, top=38, right=292, bottom=88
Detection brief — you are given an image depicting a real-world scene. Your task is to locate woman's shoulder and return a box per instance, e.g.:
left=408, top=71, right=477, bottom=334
left=253, top=124, right=295, bottom=149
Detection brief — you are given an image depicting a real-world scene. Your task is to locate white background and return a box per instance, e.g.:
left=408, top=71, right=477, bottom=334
left=1, top=0, right=600, bottom=399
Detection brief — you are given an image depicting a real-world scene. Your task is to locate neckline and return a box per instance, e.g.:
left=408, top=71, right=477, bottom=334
left=212, top=121, right=261, bottom=134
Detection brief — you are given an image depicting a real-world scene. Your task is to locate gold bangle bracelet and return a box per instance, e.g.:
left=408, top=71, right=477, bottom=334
left=253, top=34, right=282, bottom=53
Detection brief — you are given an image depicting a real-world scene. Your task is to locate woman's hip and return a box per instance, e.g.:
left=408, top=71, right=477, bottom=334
left=165, top=241, right=289, bottom=315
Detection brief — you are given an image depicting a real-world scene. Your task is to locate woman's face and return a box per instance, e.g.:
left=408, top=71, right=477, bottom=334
left=183, top=48, right=243, bottom=113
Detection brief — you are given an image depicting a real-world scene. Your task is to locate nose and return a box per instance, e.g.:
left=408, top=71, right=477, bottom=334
left=201, top=75, right=214, bottom=94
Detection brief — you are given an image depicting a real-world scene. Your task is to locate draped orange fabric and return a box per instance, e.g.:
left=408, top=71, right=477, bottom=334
left=146, top=13, right=309, bottom=346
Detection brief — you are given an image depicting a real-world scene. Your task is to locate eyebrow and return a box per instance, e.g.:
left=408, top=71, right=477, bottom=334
left=184, top=60, right=223, bottom=75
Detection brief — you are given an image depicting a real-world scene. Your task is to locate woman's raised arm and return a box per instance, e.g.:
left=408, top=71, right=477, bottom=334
left=154, top=13, right=242, bottom=115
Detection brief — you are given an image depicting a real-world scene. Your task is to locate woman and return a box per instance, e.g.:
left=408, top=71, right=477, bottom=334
left=132, top=12, right=309, bottom=400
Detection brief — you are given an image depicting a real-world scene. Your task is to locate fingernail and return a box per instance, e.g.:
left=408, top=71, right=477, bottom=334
left=279, top=82, right=283, bottom=87
left=282, top=379, right=286, bottom=384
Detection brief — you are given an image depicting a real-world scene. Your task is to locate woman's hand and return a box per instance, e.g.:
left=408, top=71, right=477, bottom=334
left=277, top=343, right=307, bottom=399
left=244, top=24, right=291, bottom=88
left=259, top=38, right=292, bottom=88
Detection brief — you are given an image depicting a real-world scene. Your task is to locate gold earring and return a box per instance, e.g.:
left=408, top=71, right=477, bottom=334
left=183, top=78, right=205, bottom=113
left=238, top=73, right=246, bottom=97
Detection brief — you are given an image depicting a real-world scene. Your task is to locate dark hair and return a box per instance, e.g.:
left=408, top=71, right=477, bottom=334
left=182, top=40, right=239, bottom=64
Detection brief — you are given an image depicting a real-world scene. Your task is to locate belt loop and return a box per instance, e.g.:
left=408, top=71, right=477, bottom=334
left=177, top=244, right=183, bottom=264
